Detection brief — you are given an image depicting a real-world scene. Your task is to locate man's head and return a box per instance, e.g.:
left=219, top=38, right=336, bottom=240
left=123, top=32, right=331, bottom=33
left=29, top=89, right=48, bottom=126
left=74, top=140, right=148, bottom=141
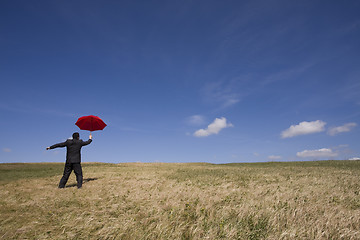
left=72, top=132, right=80, bottom=140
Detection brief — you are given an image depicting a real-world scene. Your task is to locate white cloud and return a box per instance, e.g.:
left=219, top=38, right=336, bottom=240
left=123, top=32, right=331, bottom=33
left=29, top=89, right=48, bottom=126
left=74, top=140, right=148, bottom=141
left=281, top=120, right=326, bottom=138
left=296, top=148, right=338, bottom=158
left=327, top=122, right=357, bottom=136
left=194, top=117, right=233, bottom=137
left=349, top=157, right=360, bottom=160
left=2, top=148, right=11, bottom=153
left=268, top=155, right=282, bottom=160
left=186, top=115, right=206, bottom=126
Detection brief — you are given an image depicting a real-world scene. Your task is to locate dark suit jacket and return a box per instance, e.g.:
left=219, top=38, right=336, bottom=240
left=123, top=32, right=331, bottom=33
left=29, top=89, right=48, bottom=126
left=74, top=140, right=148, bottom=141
left=50, top=139, right=92, bottom=163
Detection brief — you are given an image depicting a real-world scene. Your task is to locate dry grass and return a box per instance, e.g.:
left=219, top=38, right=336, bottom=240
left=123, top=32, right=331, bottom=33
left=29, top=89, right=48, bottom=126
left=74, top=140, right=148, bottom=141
left=0, top=161, right=360, bottom=239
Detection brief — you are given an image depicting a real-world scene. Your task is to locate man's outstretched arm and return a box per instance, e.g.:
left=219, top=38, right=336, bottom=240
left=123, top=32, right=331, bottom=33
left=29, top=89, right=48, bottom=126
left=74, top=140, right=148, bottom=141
left=46, top=141, right=67, bottom=150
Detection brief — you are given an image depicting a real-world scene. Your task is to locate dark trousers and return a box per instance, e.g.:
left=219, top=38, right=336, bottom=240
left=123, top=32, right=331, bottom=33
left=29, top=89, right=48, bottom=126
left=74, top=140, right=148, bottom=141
left=59, top=163, right=83, bottom=188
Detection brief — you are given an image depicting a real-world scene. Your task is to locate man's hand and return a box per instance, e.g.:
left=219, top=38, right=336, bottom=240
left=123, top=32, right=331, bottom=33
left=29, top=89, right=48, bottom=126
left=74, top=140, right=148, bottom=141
left=89, top=133, right=92, bottom=140
left=46, top=147, right=50, bottom=150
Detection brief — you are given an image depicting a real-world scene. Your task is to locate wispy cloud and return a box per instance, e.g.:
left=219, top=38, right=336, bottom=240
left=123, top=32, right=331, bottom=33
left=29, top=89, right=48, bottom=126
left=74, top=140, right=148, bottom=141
left=186, top=115, right=206, bottom=126
left=281, top=120, right=326, bottom=138
left=2, top=148, right=11, bottom=153
left=194, top=117, right=233, bottom=137
left=296, top=148, right=338, bottom=158
left=260, top=62, right=317, bottom=87
left=202, top=81, right=241, bottom=109
left=0, top=103, right=75, bottom=118
left=327, top=122, right=357, bottom=136
left=268, top=155, right=282, bottom=160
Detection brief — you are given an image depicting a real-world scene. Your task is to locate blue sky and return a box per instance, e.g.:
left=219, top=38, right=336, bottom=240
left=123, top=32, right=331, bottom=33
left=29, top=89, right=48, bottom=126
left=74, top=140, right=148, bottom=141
left=1, top=0, right=359, bottom=163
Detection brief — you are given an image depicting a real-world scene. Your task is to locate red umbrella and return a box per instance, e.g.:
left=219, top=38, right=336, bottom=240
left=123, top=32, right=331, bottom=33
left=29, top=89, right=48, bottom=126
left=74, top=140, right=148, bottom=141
left=75, top=115, right=107, bottom=132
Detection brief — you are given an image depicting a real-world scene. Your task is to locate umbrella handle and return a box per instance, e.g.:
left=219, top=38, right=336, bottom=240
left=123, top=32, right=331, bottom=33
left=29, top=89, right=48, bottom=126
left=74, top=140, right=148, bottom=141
left=89, top=131, right=92, bottom=139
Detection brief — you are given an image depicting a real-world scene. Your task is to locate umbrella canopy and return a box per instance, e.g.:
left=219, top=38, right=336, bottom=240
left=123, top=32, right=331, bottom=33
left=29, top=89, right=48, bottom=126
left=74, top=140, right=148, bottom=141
left=75, top=115, right=107, bottom=132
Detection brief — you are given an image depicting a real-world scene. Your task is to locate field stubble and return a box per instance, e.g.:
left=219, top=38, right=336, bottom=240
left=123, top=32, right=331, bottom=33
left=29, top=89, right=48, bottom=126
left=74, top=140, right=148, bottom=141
left=0, top=161, right=359, bottom=239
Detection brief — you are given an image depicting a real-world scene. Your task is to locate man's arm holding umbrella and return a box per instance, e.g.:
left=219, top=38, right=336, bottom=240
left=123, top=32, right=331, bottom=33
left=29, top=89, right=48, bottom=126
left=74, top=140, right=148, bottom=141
left=81, top=133, right=93, bottom=146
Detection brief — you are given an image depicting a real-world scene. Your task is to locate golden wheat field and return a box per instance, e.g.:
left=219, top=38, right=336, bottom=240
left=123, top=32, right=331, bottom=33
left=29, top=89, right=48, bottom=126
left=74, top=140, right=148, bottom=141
left=0, top=161, right=359, bottom=239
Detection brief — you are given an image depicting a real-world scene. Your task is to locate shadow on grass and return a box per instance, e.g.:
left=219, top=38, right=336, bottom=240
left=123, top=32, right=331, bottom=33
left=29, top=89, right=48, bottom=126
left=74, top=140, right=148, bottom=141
left=65, top=178, right=99, bottom=188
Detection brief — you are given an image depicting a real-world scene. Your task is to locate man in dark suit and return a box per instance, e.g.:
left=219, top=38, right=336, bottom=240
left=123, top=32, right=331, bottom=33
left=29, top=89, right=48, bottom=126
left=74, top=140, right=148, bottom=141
left=46, top=132, right=92, bottom=189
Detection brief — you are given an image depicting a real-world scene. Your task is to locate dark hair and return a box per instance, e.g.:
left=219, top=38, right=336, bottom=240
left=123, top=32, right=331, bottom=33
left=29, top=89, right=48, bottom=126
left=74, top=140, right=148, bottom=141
left=72, top=132, right=80, bottom=140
